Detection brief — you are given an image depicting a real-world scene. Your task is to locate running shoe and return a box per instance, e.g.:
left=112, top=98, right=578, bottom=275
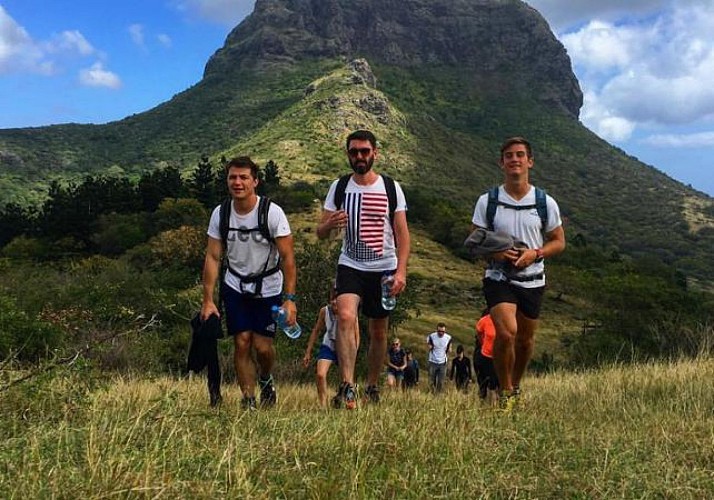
left=364, top=384, right=380, bottom=404
left=497, top=390, right=518, bottom=413
left=344, top=383, right=357, bottom=410
left=259, top=375, right=277, bottom=408
left=241, top=396, right=257, bottom=411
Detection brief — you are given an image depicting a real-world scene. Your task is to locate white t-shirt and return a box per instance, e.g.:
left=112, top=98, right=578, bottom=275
left=323, top=175, right=407, bottom=272
left=321, top=306, right=338, bottom=351
left=207, top=196, right=291, bottom=297
left=471, top=185, right=562, bottom=288
left=427, top=332, right=452, bottom=364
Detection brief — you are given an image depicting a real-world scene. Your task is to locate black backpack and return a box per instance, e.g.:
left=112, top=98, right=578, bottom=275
left=217, top=196, right=279, bottom=296
left=333, top=173, right=398, bottom=230
left=485, top=186, right=547, bottom=232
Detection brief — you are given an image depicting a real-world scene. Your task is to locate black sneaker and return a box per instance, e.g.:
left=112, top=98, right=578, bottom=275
left=365, top=385, right=380, bottom=404
left=259, top=375, right=277, bottom=408
left=332, top=383, right=347, bottom=409
left=241, top=396, right=257, bottom=411
left=209, top=392, right=222, bottom=408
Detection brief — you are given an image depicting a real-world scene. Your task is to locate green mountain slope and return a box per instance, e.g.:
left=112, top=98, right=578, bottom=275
left=1, top=0, right=713, bottom=280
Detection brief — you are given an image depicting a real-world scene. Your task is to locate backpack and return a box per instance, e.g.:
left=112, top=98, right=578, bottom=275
left=333, top=173, right=398, bottom=230
left=217, top=196, right=279, bottom=296
left=485, top=186, right=547, bottom=232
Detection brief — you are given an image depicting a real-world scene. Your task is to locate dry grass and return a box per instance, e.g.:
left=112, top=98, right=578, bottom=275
left=1, top=357, right=713, bottom=498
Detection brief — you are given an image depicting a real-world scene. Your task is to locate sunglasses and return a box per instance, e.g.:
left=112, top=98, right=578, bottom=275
left=348, top=147, right=373, bottom=157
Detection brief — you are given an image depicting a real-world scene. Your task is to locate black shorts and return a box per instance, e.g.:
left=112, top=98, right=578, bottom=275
left=335, top=265, right=391, bottom=319
left=482, top=278, right=545, bottom=320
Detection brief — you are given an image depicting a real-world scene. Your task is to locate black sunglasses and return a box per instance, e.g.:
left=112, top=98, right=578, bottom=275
left=348, top=147, right=373, bottom=157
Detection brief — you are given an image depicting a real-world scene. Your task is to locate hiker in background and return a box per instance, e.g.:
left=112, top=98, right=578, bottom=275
left=402, top=349, right=420, bottom=390
left=475, top=309, right=499, bottom=402
left=201, top=156, right=297, bottom=410
left=302, top=286, right=359, bottom=407
left=316, top=129, right=411, bottom=409
left=426, top=322, right=452, bottom=394
left=385, top=337, right=407, bottom=390
left=470, top=137, right=565, bottom=410
left=449, top=345, right=473, bottom=393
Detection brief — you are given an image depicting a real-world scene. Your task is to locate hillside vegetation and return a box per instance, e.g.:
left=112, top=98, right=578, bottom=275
left=2, top=356, right=713, bottom=497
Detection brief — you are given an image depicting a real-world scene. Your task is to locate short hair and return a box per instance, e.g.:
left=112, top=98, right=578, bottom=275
left=456, top=345, right=464, bottom=354
left=500, top=136, right=533, bottom=159
left=346, top=129, right=377, bottom=149
left=225, top=156, right=259, bottom=179
left=437, top=322, right=446, bottom=329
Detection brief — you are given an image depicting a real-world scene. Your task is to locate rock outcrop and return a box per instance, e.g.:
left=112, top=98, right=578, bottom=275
left=204, top=0, right=582, bottom=117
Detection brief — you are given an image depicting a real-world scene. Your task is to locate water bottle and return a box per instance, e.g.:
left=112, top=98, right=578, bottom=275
left=271, top=305, right=302, bottom=339
left=381, top=273, right=397, bottom=311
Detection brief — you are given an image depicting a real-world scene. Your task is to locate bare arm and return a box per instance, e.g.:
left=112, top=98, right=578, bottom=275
left=275, top=234, right=298, bottom=325
left=200, top=236, right=223, bottom=321
left=303, top=307, right=326, bottom=368
left=392, top=210, right=410, bottom=295
left=316, top=209, right=348, bottom=240
left=514, top=225, right=566, bottom=268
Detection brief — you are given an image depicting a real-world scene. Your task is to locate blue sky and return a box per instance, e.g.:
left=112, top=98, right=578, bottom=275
left=1, top=0, right=713, bottom=196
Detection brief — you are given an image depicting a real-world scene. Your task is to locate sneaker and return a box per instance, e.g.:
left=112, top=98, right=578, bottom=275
left=241, top=396, right=257, bottom=411
left=364, top=385, right=380, bottom=404
left=343, top=384, right=357, bottom=410
left=209, top=392, right=222, bottom=408
left=332, top=383, right=347, bottom=409
left=259, top=375, right=277, bottom=408
left=498, top=390, right=517, bottom=413
left=512, top=385, right=522, bottom=404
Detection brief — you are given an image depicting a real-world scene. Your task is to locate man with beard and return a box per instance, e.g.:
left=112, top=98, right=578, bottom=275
left=316, top=129, right=411, bottom=409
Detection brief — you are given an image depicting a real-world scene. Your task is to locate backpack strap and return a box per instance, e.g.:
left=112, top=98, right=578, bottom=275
left=381, top=174, right=397, bottom=230
left=219, top=197, right=232, bottom=250
left=534, top=187, right=547, bottom=230
left=256, top=196, right=274, bottom=242
left=485, top=186, right=499, bottom=231
left=333, top=174, right=352, bottom=211
left=333, top=173, right=397, bottom=230
left=485, top=185, right=548, bottom=231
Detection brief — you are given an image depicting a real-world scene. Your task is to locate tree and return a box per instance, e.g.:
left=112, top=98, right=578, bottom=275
left=190, top=156, right=221, bottom=209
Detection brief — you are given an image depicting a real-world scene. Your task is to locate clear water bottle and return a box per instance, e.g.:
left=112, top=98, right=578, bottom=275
left=271, top=305, right=302, bottom=339
left=381, top=273, right=397, bottom=311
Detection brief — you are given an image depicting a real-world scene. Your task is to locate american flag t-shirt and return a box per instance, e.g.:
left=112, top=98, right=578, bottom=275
left=344, top=191, right=389, bottom=262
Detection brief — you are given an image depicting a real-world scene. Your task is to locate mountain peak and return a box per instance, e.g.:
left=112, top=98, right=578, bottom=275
left=204, top=0, right=582, bottom=117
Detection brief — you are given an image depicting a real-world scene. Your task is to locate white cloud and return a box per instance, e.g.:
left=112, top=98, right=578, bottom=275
left=0, top=5, right=52, bottom=74
left=79, top=61, right=121, bottom=89
left=172, top=0, right=255, bottom=26
left=642, top=131, right=714, bottom=147
left=128, top=24, right=145, bottom=48
left=157, top=34, right=172, bottom=48
left=527, top=0, right=669, bottom=32
left=580, top=89, right=636, bottom=141
left=555, top=1, right=714, bottom=142
left=1, top=6, right=100, bottom=76
left=46, top=30, right=96, bottom=56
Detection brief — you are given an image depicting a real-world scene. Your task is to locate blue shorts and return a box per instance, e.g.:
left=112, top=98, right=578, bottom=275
left=386, top=368, right=404, bottom=380
left=317, top=344, right=338, bottom=364
left=222, top=284, right=282, bottom=338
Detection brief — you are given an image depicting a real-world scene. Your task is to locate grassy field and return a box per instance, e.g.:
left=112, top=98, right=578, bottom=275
left=2, top=357, right=713, bottom=499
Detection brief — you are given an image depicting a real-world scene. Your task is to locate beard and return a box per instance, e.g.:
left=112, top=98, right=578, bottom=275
left=349, top=157, right=374, bottom=175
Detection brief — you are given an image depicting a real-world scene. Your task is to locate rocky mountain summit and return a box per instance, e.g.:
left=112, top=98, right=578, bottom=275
left=205, top=0, right=582, bottom=117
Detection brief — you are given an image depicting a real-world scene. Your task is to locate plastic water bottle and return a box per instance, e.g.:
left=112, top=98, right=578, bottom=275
left=271, top=305, right=302, bottom=339
left=381, top=273, right=397, bottom=311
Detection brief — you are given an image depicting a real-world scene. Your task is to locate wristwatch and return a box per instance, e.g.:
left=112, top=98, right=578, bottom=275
left=283, top=293, right=297, bottom=302
left=534, top=248, right=545, bottom=262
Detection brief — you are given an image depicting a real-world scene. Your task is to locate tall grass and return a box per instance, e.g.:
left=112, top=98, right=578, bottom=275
left=1, top=357, right=713, bottom=498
